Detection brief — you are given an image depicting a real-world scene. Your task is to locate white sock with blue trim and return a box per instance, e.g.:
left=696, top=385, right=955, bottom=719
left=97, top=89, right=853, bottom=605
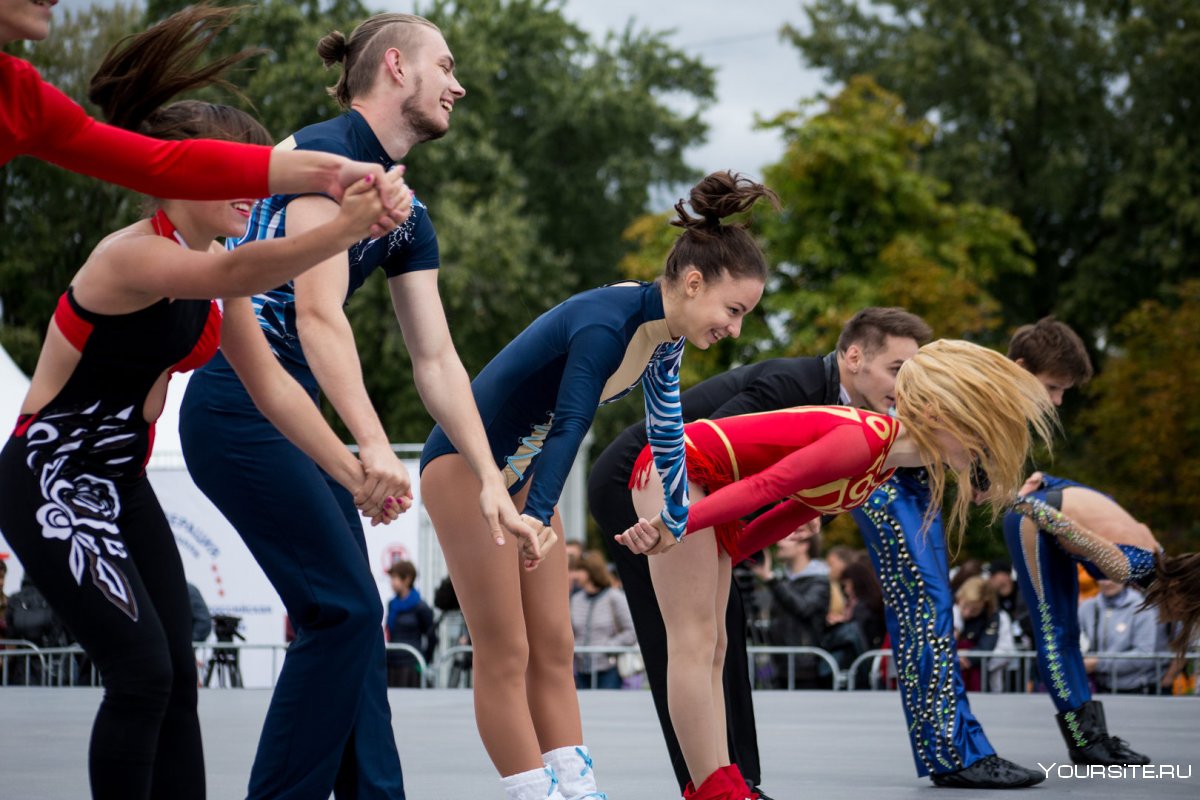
left=501, top=765, right=567, bottom=800
left=542, top=745, right=606, bottom=800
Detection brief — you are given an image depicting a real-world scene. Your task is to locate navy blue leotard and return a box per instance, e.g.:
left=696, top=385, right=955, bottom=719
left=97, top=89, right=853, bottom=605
left=421, top=281, right=689, bottom=537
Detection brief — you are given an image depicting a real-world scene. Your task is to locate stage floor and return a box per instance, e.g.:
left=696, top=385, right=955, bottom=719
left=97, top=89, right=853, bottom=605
left=0, top=688, right=1195, bottom=798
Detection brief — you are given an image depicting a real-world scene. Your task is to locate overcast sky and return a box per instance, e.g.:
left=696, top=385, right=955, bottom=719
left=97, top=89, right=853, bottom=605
left=555, top=1, right=827, bottom=186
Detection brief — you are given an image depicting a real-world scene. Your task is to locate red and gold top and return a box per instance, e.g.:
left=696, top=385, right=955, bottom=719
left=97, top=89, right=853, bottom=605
left=684, top=406, right=901, bottom=559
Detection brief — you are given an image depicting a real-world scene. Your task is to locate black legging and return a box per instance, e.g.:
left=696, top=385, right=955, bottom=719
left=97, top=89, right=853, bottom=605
left=0, top=439, right=203, bottom=800
left=587, top=443, right=761, bottom=791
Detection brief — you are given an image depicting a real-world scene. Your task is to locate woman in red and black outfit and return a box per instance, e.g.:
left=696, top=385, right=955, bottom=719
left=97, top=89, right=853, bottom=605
left=1, top=0, right=398, bottom=206
left=618, top=340, right=1059, bottom=800
left=0, top=9, right=410, bottom=799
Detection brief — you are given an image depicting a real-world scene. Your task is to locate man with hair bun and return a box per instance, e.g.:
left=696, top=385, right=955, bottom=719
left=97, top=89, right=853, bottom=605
left=180, top=13, right=524, bottom=800
left=588, top=306, right=931, bottom=798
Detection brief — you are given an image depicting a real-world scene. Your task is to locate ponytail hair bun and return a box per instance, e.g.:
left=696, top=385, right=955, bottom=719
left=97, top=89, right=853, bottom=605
left=672, top=171, right=779, bottom=233
left=317, top=30, right=350, bottom=68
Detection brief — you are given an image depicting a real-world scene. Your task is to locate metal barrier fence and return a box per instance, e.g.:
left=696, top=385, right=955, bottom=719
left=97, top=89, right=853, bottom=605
left=2, top=640, right=1197, bottom=694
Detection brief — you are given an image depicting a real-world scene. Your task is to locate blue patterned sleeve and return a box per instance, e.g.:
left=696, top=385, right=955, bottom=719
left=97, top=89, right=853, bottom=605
left=642, top=338, right=689, bottom=541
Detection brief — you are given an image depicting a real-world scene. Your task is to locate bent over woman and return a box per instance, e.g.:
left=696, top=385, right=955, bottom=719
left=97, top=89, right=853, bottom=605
left=420, top=172, right=776, bottom=800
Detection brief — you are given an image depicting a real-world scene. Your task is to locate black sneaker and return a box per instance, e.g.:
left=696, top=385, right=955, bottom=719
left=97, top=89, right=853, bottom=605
left=931, top=755, right=1046, bottom=789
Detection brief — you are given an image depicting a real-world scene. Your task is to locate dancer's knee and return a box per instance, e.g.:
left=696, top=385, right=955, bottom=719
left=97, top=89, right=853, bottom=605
left=475, top=634, right=531, bottom=684
left=527, top=616, right=574, bottom=674
left=102, top=648, right=174, bottom=714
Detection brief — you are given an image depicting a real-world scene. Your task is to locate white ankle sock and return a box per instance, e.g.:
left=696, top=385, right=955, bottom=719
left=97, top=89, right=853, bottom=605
left=542, top=745, right=605, bottom=800
left=501, top=765, right=567, bottom=800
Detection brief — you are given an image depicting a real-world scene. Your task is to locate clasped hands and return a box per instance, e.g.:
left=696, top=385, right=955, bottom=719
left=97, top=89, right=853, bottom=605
left=616, top=514, right=677, bottom=555
left=351, top=444, right=413, bottom=527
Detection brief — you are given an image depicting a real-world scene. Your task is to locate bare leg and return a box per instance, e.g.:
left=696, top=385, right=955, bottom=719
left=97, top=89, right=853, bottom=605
left=517, top=496, right=583, bottom=752
left=633, top=474, right=725, bottom=786
left=422, top=455, right=543, bottom=776
left=710, top=550, right=733, bottom=768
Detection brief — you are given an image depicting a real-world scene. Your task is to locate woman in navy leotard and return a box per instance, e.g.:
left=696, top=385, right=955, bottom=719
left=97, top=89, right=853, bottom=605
left=419, top=172, right=777, bottom=800
left=0, top=2, right=404, bottom=210
left=0, top=10, right=409, bottom=799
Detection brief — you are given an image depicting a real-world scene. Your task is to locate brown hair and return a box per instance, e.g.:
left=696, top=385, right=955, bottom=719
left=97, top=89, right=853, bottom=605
left=894, top=339, right=1059, bottom=545
left=573, top=551, right=614, bottom=591
left=388, top=560, right=417, bottom=583
left=1143, top=553, right=1200, bottom=659
left=837, top=307, right=933, bottom=357
left=318, top=13, right=441, bottom=109
left=663, top=171, right=779, bottom=286
left=1007, top=316, right=1093, bottom=385
left=87, top=4, right=271, bottom=147
left=842, top=560, right=883, bottom=617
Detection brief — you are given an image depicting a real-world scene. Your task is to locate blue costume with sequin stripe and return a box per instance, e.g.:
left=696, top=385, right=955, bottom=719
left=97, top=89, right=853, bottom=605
left=1002, top=474, right=1157, bottom=724
left=852, top=469, right=995, bottom=777
left=420, top=281, right=688, bottom=538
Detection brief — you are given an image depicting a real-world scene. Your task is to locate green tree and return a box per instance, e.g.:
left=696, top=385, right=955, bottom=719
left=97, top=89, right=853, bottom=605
left=1068, top=281, right=1200, bottom=549
left=758, top=76, right=1033, bottom=356
left=784, top=0, right=1200, bottom=342
left=0, top=2, right=145, bottom=369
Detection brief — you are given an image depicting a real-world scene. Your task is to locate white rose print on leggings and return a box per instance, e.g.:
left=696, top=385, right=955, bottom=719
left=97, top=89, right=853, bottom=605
left=24, top=403, right=140, bottom=621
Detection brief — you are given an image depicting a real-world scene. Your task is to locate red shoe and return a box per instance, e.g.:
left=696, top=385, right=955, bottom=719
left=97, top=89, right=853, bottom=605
left=690, top=768, right=744, bottom=800
left=721, top=765, right=758, bottom=800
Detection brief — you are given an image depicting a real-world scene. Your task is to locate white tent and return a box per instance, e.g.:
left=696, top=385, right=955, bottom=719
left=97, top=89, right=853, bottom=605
left=0, top=344, right=32, bottom=588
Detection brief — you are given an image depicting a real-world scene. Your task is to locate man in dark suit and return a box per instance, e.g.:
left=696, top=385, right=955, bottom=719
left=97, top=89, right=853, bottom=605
left=587, top=307, right=930, bottom=798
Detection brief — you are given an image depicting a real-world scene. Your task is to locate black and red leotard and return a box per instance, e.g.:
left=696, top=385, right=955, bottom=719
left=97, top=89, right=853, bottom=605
left=1, top=52, right=270, bottom=198
left=632, top=406, right=901, bottom=560
left=13, top=209, right=221, bottom=477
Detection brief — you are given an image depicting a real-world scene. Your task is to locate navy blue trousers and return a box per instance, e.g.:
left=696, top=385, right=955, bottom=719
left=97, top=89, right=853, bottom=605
left=180, top=356, right=404, bottom=800
left=853, top=470, right=994, bottom=777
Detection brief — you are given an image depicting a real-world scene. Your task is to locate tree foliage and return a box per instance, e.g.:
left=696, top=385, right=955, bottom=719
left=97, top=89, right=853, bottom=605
left=785, top=0, right=1200, bottom=343
left=757, top=76, right=1033, bottom=356
left=1068, top=281, right=1200, bottom=546
left=0, top=2, right=145, bottom=368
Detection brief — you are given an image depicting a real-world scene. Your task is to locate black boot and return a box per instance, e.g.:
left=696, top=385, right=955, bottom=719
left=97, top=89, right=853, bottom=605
left=1055, top=699, right=1151, bottom=765
left=931, top=755, right=1046, bottom=788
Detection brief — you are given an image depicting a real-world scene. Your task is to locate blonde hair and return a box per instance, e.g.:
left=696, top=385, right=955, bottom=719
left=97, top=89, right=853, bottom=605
left=894, top=339, right=1058, bottom=545
left=317, top=13, right=441, bottom=109
left=955, top=575, right=998, bottom=616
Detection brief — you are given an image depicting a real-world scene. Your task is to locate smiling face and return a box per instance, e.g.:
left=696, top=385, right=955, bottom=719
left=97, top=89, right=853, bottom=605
left=396, top=26, right=465, bottom=142
left=187, top=198, right=255, bottom=241
left=0, top=0, right=55, bottom=44
left=670, top=267, right=764, bottom=350
left=844, top=335, right=920, bottom=413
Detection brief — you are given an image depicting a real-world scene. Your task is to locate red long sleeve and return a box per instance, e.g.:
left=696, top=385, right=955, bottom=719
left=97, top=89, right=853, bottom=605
left=734, top=500, right=820, bottom=562
left=2, top=53, right=271, bottom=199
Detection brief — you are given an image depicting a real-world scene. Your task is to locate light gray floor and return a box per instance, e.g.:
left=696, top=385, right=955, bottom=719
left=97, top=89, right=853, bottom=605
left=0, top=688, right=1195, bottom=798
